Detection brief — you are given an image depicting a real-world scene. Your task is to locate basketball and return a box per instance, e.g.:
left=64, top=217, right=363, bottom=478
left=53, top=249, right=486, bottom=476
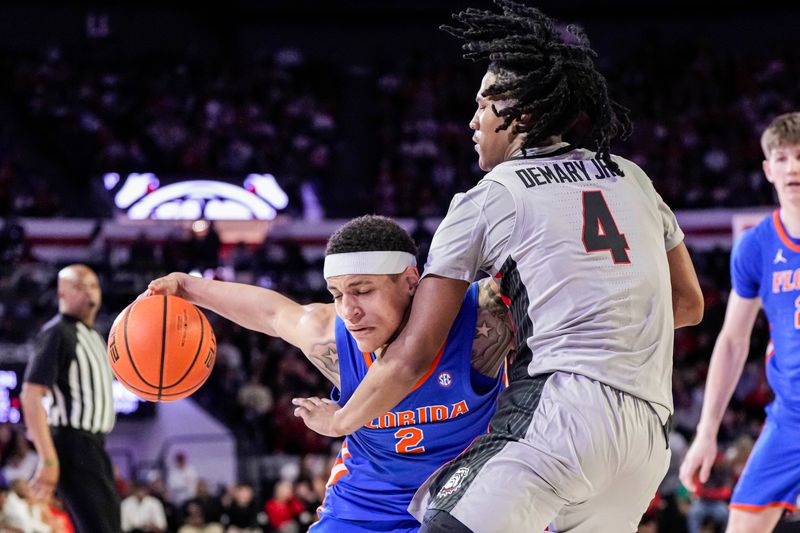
left=107, top=295, right=216, bottom=402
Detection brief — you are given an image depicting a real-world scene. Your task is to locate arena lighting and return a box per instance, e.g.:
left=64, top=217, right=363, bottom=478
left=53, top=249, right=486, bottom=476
left=111, top=172, right=160, bottom=209
left=0, top=370, right=20, bottom=423
left=112, top=380, right=145, bottom=415
left=104, top=173, right=289, bottom=220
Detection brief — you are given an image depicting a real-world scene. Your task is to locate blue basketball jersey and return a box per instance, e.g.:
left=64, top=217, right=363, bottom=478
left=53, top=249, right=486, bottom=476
left=731, top=210, right=800, bottom=423
left=318, top=282, right=504, bottom=523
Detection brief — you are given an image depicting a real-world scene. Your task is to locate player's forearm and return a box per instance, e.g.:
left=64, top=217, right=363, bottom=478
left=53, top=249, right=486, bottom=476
left=332, top=276, right=468, bottom=435
left=20, top=388, right=58, bottom=463
left=179, top=274, right=293, bottom=337
left=332, top=334, right=435, bottom=435
left=673, top=290, right=704, bottom=328
left=696, top=335, right=750, bottom=438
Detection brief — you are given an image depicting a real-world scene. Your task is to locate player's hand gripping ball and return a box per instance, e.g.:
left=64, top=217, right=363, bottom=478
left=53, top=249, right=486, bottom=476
left=107, top=295, right=216, bottom=402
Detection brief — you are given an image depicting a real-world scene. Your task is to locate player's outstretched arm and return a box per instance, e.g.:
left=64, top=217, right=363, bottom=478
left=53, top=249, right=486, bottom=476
left=679, top=292, right=760, bottom=492
left=147, top=273, right=340, bottom=386
left=667, top=242, right=704, bottom=328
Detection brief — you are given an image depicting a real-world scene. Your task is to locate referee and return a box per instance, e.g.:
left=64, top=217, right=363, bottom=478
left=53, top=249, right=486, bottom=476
left=21, top=264, right=121, bottom=533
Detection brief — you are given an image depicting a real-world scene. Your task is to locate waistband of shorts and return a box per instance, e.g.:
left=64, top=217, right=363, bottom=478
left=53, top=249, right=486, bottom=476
left=50, top=425, right=107, bottom=443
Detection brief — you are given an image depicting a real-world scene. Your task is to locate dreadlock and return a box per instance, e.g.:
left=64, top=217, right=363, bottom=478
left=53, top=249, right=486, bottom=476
left=441, top=0, right=632, bottom=170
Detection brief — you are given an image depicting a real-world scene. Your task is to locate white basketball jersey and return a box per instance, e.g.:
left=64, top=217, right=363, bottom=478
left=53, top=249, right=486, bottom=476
left=424, top=144, right=683, bottom=421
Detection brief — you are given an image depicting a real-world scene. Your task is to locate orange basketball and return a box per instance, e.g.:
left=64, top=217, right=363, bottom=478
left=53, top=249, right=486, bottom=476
left=107, top=295, right=216, bottom=402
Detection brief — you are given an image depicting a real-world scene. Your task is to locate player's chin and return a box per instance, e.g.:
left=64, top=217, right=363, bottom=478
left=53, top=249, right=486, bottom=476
left=782, top=186, right=800, bottom=200
left=354, top=335, right=386, bottom=353
left=355, top=340, right=379, bottom=352
left=477, top=154, right=499, bottom=172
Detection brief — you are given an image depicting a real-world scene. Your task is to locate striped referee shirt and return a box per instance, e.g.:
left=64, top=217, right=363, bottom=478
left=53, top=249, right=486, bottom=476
left=24, top=314, right=116, bottom=434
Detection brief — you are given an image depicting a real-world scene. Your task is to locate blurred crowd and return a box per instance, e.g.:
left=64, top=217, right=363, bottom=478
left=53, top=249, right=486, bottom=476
left=0, top=423, right=335, bottom=533
left=0, top=37, right=798, bottom=219
left=0, top=48, right=337, bottom=220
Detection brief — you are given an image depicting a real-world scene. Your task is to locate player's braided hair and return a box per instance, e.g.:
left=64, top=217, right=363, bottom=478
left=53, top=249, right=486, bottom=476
left=442, top=0, right=632, bottom=170
left=326, top=215, right=418, bottom=257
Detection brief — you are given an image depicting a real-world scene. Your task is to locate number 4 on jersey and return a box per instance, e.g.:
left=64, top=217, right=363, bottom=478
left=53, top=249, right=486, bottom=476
left=582, top=190, right=630, bottom=264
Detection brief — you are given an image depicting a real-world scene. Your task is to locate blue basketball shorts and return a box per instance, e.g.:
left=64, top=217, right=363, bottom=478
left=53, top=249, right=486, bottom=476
left=730, top=417, right=800, bottom=513
left=309, top=514, right=420, bottom=533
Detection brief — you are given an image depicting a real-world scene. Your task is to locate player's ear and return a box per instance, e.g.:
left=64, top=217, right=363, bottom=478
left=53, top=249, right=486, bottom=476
left=403, top=266, right=420, bottom=296
left=512, top=113, right=534, bottom=141
left=763, top=159, right=775, bottom=184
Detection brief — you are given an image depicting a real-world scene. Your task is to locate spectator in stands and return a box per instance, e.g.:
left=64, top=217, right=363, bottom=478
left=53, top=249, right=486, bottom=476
left=198, top=223, right=221, bottom=271
left=0, top=429, right=38, bottom=483
left=178, top=500, right=224, bottom=533
left=183, top=479, right=223, bottom=526
left=2, top=479, right=55, bottom=533
left=0, top=484, right=24, bottom=532
left=264, top=480, right=304, bottom=533
left=166, top=451, right=199, bottom=507
left=237, top=370, right=273, bottom=451
left=220, top=483, right=262, bottom=533
left=292, top=478, right=321, bottom=530
left=121, top=481, right=168, bottom=533
left=147, top=476, right=180, bottom=533
left=47, top=496, right=75, bottom=533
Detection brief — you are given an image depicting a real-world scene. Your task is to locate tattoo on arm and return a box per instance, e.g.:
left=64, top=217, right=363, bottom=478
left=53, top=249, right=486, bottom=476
left=471, top=279, right=516, bottom=378
left=306, top=340, right=341, bottom=390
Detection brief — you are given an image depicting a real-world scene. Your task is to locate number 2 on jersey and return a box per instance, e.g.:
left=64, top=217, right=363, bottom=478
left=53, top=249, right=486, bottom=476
left=581, top=190, right=630, bottom=264
left=394, top=427, right=425, bottom=454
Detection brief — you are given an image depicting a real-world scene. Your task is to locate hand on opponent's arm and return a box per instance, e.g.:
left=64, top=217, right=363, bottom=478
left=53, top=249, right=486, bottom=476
left=293, top=276, right=469, bottom=437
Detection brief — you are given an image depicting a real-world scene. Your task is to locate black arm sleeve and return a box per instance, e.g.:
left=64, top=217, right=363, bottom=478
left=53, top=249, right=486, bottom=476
left=23, top=323, right=64, bottom=387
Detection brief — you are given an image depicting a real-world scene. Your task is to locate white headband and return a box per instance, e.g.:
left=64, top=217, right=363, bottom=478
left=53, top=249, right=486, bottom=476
left=324, top=251, right=417, bottom=279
